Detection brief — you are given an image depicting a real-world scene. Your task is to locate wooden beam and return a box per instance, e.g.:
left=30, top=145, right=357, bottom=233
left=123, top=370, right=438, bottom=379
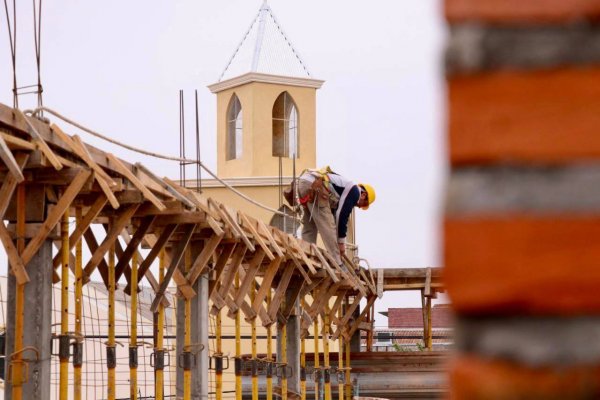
left=274, top=230, right=312, bottom=285
left=278, top=280, right=305, bottom=325
left=284, top=233, right=317, bottom=275
left=0, top=153, right=28, bottom=217
left=227, top=250, right=266, bottom=319
left=251, top=256, right=282, bottom=313
left=0, top=133, right=24, bottom=182
left=344, top=295, right=378, bottom=340
left=208, top=243, right=236, bottom=298
left=424, top=267, right=432, bottom=297
left=216, top=245, right=248, bottom=300
left=83, top=229, right=109, bottom=286
left=267, top=261, right=296, bottom=322
left=311, top=244, right=339, bottom=283
left=331, top=292, right=365, bottom=341
left=240, top=213, right=275, bottom=260
left=131, top=224, right=177, bottom=291
left=256, top=219, right=284, bottom=258
left=114, top=216, right=156, bottom=282
left=21, top=169, right=92, bottom=266
left=52, top=194, right=108, bottom=269
left=107, top=153, right=166, bottom=211
left=17, top=109, right=62, bottom=170
left=0, top=222, right=29, bottom=284
left=185, top=233, right=224, bottom=285
left=219, top=203, right=255, bottom=252
left=329, top=290, right=348, bottom=326
left=81, top=204, right=139, bottom=281
left=150, top=224, right=196, bottom=312
left=135, top=163, right=196, bottom=209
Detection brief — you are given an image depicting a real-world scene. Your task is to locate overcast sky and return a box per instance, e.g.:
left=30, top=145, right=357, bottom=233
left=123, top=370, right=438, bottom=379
left=1, top=0, right=446, bottom=323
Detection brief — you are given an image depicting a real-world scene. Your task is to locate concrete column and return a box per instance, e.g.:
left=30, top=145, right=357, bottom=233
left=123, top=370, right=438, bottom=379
left=176, top=272, right=209, bottom=400
left=350, top=307, right=361, bottom=353
left=5, top=240, right=53, bottom=400
left=277, top=290, right=301, bottom=394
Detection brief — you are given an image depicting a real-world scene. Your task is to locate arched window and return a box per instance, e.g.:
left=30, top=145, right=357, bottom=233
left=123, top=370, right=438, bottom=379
left=272, top=92, right=298, bottom=158
left=227, top=94, right=243, bottom=160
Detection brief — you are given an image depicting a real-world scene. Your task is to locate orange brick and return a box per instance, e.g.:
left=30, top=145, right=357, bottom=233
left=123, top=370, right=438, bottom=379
left=450, top=356, right=600, bottom=399
left=446, top=0, right=600, bottom=23
left=444, top=215, right=600, bottom=314
left=449, top=68, right=600, bottom=165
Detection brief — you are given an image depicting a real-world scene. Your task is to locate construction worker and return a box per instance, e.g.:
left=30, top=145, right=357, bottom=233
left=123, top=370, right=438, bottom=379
left=295, top=167, right=375, bottom=266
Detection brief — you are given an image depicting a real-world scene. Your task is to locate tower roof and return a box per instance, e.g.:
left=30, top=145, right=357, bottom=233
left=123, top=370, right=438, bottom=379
left=219, top=1, right=312, bottom=82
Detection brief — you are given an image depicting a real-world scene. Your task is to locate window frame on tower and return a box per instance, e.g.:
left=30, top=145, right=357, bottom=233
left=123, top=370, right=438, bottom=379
left=226, top=93, right=243, bottom=160
left=272, top=91, right=299, bottom=158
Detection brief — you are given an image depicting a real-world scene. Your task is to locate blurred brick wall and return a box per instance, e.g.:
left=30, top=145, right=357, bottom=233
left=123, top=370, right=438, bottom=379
left=444, top=1, right=600, bottom=398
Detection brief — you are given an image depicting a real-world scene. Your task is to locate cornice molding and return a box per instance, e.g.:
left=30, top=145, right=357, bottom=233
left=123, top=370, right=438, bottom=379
left=208, top=72, right=324, bottom=93
left=184, top=176, right=294, bottom=188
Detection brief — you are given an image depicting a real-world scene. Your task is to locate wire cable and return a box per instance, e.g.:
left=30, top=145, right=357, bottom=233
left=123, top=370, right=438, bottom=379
left=24, top=106, right=296, bottom=218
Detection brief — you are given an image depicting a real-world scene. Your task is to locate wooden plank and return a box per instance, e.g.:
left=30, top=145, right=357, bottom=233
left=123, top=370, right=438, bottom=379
left=21, top=169, right=92, bottom=266
left=0, top=133, right=24, bottom=182
left=150, top=224, right=196, bottom=312
left=17, top=109, right=62, bottom=170
left=344, top=295, right=378, bottom=340
left=52, top=195, right=108, bottom=269
left=114, top=216, right=156, bottom=282
left=274, top=230, right=312, bottom=285
left=0, top=222, right=29, bottom=284
left=185, top=233, right=224, bottom=285
left=311, top=244, right=339, bottom=283
left=279, top=281, right=305, bottom=325
left=240, top=213, right=275, bottom=260
left=285, top=233, right=317, bottom=275
left=307, top=280, right=340, bottom=321
left=135, top=163, right=196, bottom=209
left=107, top=153, right=166, bottom=211
left=217, top=245, right=248, bottom=299
left=209, top=243, right=236, bottom=298
left=206, top=216, right=224, bottom=236
left=81, top=204, right=139, bottom=281
left=83, top=229, right=109, bottom=286
left=227, top=250, right=266, bottom=318
left=133, top=224, right=177, bottom=288
left=219, top=203, right=255, bottom=252
left=208, top=198, right=239, bottom=239
left=359, top=267, right=377, bottom=296
left=251, top=256, right=282, bottom=313
left=267, top=261, right=296, bottom=321
left=256, top=219, right=284, bottom=257
left=329, top=290, right=348, bottom=326
left=424, top=267, right=432, bottom=297
left=331, top=292, right=365, bottom=341
left=0, top=153, right=28, bottom=217
left=377, top=268, right=384, bottom=299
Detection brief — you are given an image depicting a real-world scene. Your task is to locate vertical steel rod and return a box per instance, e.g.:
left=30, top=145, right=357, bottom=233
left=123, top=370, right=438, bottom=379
left=313, top=318, right=320, bottom=400
left=183, top=248, right=192, bottom=400
left=281, top=323, right=288, bottom=400
left=323, top=311, right=331, bottom=400
left=216, top=309, right=223, bottom=400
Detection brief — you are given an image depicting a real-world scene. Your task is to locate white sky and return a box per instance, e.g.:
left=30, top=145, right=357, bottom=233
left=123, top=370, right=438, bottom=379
left=0, top=0, right=447, bottom=325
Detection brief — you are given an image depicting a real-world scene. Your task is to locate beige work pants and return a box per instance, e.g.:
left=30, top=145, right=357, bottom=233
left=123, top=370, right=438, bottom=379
left=297, top=178, right=342, bottom=264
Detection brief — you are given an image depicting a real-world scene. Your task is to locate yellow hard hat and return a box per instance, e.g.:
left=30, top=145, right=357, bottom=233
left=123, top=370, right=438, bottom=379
left=358, top=183, right=376, bottom=210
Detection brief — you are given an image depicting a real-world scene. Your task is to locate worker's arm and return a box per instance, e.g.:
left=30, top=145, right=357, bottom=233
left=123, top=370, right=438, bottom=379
left=336, top=185, right=360, bottom=243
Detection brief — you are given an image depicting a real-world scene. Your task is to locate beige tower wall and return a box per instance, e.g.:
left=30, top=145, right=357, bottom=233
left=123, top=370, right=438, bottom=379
left=216, top=82, right=317, bottom=178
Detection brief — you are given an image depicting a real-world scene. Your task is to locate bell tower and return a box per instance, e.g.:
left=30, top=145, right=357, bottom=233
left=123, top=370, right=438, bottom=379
left=208, top=1, right=324, bottom=179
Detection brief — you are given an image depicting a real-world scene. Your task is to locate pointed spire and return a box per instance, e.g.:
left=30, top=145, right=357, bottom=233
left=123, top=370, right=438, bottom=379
left=218, top=2, right=312, bottom=82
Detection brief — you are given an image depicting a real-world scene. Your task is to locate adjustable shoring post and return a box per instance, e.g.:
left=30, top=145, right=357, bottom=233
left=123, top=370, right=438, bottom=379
left=323, top=310, right=331, bottom=400
left=130, top=252, right=139, bottom=400
left=60, top=212, right=70, bottom=399
left=216, top=308, right=223, bottom=400
left=267, top=291, right=274, bottom=400
left=74, top=206, right=83, bottom=400
left=12, top=184, right=26, bottom=400
left=183, top=247, right=192, bottom=400
left=155, top=249, right=166, bottom=400
left=251, top=284, right=258, bottom=400
left=107, top=244, right=116, bottom=400
left=338, top=306, right=344, bottom=400
left=313, top=316, right=320, bottom=400
left=235, top=273, right=242, bottom=400
left=281, top=321, right=288, bottom=400
left=344, top=299, right=352, bottom=400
